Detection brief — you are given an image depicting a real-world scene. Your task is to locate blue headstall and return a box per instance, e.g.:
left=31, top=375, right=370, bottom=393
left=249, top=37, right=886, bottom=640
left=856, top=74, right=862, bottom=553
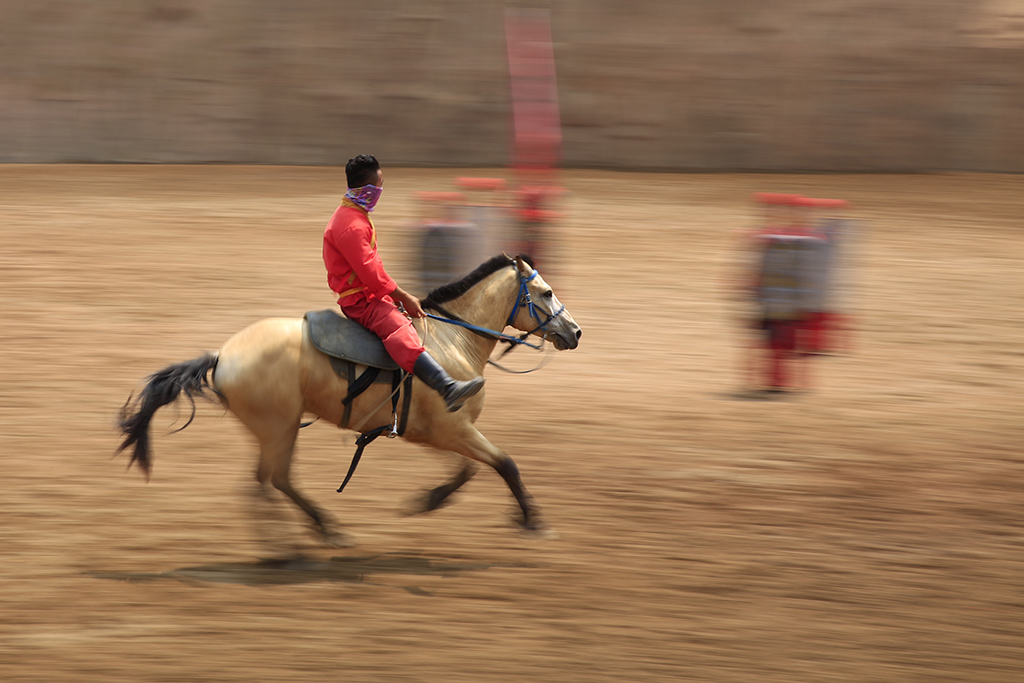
left=507, top=268, right=566, bottom=339
left=424, top=264, right=565, bottom=350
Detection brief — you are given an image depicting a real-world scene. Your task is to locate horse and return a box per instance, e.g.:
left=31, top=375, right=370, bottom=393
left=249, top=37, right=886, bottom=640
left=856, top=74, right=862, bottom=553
left=116, top=254, right=581, bottom=546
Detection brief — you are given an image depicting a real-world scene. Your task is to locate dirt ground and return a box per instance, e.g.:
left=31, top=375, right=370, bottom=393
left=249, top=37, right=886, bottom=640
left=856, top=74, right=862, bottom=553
left=0, top=165, right=1021, bottom=682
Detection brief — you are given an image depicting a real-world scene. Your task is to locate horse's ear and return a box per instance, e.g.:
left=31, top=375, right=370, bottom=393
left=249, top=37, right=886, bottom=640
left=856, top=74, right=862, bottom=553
left=514, top=254, right=532, bottom=275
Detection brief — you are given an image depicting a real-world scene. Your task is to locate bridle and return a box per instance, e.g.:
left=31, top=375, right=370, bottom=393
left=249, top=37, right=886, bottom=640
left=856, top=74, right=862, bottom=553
left=507, top=268, right=566, bottom=341
left=423, top=265, right=566, bottom=351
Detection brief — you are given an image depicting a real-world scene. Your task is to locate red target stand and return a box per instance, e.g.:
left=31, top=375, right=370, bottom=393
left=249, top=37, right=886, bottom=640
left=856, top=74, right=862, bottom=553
left=503, top=8, right=565, bottom=270
left=740, top=193, right=858, bottom=396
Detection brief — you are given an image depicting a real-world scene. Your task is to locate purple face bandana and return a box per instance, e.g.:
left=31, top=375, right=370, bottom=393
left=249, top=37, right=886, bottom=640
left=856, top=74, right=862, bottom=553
left=345, top=184, right=383, bottom=212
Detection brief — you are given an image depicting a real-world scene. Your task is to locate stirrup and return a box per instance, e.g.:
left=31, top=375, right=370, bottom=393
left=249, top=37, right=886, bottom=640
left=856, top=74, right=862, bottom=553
left=387, top=411, right=399, bottom=437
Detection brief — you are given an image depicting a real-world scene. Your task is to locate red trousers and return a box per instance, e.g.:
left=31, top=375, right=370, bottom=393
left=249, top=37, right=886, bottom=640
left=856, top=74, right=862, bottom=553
left=762, top=320, right=800, bottom=389
left=800, top=311, right=829, bottom=354
left=339, top=295, right=425, bottom=373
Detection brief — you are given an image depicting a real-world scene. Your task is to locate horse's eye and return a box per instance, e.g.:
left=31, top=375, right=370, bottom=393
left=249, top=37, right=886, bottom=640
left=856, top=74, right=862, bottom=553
left=542, top=290, right=554, bottom=299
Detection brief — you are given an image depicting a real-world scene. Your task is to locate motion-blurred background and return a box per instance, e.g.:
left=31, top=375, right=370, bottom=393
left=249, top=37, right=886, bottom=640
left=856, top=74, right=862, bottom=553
left=2, top=0, right=1022, bottom=171
left=2, top=4, right=1023, bottom=682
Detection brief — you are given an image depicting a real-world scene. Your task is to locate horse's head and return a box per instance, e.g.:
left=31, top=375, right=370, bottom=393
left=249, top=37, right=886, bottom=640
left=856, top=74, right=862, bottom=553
left=507, top=255, right=581, bottom=351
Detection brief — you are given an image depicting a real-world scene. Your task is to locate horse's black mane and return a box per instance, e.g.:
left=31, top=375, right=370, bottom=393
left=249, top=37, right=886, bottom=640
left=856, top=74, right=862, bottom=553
left=423, top=253, right=534, bottom=308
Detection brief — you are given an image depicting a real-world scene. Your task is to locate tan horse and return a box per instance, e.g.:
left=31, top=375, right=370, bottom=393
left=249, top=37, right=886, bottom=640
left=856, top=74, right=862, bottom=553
left=117, top=255, right=581, bottom=546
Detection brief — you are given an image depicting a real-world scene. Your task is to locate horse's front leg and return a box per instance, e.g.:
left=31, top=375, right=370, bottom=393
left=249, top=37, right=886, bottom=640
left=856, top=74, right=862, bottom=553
left=492, top=456, right=545, bottom=533
left=403, top=461, right=479, bottom=516
left=441, top=426, right=549, bottom=534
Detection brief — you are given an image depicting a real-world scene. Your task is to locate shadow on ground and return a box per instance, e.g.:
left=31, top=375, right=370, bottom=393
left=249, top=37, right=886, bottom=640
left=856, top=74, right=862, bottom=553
left=87, top=553, right=537, bottom=595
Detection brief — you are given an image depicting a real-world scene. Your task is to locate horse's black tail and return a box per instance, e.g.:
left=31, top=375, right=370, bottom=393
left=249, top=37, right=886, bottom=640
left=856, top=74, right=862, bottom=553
left=116, top=353, right=221, bottom=479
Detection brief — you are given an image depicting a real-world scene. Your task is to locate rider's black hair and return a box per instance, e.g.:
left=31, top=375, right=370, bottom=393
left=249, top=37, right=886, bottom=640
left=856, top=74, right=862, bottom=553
left=345, top=154, right=381, bottom=188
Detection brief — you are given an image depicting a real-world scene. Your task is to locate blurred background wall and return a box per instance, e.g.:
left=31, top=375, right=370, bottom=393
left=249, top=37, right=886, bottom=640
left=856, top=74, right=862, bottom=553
left=1, top=0, right=1022, bottom=171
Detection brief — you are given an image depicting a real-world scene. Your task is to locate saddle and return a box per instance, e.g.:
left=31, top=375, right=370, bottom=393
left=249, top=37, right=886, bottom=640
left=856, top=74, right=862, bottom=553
left=304, top=309, right=410, bottom=433
left=305, top=309, right=399, bottom=371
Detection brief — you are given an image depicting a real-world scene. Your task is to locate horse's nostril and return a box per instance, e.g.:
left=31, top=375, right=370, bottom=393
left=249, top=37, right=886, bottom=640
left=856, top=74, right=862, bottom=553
left=575, top=328, right=582, bottom=340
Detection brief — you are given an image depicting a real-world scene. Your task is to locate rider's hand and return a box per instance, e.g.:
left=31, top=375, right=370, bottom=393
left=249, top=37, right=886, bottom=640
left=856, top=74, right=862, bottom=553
left=393, top=287, right=425, bottom=318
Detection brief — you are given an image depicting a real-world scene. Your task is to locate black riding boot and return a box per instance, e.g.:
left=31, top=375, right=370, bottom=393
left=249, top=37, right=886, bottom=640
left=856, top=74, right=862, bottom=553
left=413, top=352, right=485, bottom=413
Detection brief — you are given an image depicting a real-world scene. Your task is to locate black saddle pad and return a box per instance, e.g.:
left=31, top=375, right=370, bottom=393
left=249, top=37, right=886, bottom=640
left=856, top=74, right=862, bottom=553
left=304, top=309, right=400, bottom=371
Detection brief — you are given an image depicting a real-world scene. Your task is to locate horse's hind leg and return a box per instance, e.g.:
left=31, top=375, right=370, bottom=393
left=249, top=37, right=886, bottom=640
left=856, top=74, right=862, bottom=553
left=248, top=476, right=300, bottom=554
left=403, top=461, right=480, bottom=516
left=252, top=420, right=352, bottom=548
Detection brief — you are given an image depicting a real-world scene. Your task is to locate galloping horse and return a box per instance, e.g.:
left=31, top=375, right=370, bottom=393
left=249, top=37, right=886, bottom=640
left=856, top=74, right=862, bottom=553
left=117, top=255, right=581, bottom=546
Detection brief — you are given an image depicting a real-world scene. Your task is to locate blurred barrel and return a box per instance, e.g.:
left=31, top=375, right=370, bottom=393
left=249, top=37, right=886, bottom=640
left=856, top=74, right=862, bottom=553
left=415, top=191, right=485, bottom=294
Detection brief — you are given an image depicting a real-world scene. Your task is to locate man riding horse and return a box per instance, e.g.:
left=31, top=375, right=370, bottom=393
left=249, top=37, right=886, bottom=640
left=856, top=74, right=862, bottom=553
left=323, top=154, right=484, bottom=412
left=117, top=158, right=581, bottom=545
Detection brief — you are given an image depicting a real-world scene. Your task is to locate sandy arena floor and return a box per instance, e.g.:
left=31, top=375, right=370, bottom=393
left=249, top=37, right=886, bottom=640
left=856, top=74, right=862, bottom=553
left=0, top=165, right=1021, bottom=682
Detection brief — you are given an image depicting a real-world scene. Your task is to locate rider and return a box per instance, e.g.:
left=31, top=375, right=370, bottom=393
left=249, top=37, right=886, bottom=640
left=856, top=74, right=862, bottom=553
left=323, top=154, right=485, bottom=412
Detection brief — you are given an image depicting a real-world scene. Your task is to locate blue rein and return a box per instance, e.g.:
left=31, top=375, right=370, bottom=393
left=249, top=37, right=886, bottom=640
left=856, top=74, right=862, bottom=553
left=424, top=268, right=565, bottom=351
left=423, top=312, right=542, bottom=349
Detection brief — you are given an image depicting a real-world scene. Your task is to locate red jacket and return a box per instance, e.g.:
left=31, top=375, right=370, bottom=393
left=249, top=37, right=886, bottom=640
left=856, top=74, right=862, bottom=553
left=323, top=201, right=397, bottom=304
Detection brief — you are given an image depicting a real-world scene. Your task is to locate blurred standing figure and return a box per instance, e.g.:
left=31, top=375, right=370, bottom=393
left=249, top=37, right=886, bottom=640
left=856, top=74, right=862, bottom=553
left=746, top=194, right=824, bottom=393
left=323, top=154, right=484, bottom=412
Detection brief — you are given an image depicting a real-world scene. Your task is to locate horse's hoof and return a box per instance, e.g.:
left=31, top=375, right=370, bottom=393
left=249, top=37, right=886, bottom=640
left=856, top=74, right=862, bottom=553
left=512, top=513, right=558, bottom=540
left=521, top=525, right=559, bottom=540
left=397, top=495, right=430, bottom=517
left=399, top=490, right=453, bottom=517
left=320, top=529, right=356, bottom=548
